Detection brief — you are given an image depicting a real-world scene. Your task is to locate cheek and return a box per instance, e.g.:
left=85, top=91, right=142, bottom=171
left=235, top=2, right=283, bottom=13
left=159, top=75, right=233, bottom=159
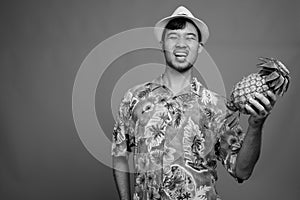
left=163, top=43, right=174, bottom=52
left=163, top=47, right=174, bottom=58
left=189, top=45, right=200, bottom=57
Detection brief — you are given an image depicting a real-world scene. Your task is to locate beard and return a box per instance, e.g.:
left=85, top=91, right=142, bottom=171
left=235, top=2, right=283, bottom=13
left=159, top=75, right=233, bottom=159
left=165, top=57, right=194, bottom=73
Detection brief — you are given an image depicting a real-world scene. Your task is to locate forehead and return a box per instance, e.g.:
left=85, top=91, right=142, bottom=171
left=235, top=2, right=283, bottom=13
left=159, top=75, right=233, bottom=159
left=165, top=21, right=198, bottom=35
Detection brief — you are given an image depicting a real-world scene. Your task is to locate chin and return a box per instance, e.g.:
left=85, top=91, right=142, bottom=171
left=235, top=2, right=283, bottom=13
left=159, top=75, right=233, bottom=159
left=170, top=63, right=193, bottom=73
left=172, top=63, right=193, bottom=73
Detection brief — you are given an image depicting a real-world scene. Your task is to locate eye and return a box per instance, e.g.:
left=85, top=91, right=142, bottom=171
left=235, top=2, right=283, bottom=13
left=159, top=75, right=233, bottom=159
left=186, top=34, right=197, bottom=41
left=167, top=34, right=178, bottom=39
left=186, top=36, right=196, bottom=40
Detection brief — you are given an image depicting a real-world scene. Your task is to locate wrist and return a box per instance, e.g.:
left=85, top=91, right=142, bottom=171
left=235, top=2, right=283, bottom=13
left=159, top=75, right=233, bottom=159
left=248, top=116, right=266, bottom=129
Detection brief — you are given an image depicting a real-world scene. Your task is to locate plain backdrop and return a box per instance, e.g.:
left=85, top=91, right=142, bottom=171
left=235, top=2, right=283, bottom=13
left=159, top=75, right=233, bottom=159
left=0, top=0, right=299, bottom=200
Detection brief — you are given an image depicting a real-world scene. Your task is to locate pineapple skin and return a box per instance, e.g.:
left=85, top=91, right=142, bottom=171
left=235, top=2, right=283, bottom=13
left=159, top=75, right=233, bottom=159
left=227, top=57, right=290, bottom=115
left=228, top=73, right=269, bottom=114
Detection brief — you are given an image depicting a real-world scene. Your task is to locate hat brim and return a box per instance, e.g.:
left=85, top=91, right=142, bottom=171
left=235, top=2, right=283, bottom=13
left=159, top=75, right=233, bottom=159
left=154, top=15, right=209, bottom=45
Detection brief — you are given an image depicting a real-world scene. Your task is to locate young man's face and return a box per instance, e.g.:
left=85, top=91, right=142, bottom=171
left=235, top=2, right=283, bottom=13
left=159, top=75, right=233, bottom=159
left=162, top=21, right=202, bottom=73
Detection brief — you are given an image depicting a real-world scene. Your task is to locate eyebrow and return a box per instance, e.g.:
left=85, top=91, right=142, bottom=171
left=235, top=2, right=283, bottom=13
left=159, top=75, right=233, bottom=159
left=166, top=31, right=197, bottom=36
left=166, top=32, right=178, bottom=36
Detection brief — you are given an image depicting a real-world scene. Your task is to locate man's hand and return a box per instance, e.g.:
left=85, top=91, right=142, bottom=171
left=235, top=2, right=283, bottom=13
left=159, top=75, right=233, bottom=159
left=245, top=91, right=277, bottom=127
left=235, top=90, right=277, bottom=180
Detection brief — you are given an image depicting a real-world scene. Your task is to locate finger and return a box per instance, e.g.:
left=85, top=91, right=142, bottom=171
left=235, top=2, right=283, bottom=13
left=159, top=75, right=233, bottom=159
left=266, top=90, right=276, bottom=106
left=245, top=104, right=259, bottom=117
left=253, top=92, right=272, bottom=112
left=248, top=97, right=266, bottom=114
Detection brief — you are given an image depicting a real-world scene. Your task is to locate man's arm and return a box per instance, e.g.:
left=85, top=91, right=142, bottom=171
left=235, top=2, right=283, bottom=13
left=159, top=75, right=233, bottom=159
left=113, top=156, right=131, bottom=200
left=235, top=91, right=276, bottom=181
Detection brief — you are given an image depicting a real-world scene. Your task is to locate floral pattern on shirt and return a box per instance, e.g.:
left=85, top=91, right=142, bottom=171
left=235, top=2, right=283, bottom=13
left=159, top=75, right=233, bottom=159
left=112, top=75, right=245, bottom=200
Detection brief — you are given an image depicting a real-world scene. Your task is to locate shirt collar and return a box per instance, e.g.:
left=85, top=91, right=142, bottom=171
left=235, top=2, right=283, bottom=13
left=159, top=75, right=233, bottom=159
left=151, top=74, right=202, bottom=96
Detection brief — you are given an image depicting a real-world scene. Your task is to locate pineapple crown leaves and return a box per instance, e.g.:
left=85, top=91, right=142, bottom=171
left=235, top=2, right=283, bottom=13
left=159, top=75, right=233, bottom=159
left=257, top=57, right=289, bottom=75
left=257, top=57, right=291, bottom=96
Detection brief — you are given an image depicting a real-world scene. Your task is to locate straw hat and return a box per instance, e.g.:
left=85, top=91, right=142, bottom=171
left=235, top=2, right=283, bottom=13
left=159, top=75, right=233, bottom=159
left=154, top=6, right=209, bottom=45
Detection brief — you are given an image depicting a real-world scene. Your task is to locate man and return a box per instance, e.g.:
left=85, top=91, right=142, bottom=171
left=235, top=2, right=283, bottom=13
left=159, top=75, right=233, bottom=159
left=112, top=6, right=276, bottom=200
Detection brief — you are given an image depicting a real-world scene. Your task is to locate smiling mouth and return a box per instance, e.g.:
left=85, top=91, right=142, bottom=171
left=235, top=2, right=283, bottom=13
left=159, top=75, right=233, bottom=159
left=174, top=51, right=188, bottom=58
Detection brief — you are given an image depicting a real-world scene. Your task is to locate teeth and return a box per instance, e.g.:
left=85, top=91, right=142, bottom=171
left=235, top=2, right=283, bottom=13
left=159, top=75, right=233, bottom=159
left=175, top=52, right=187, bottom=56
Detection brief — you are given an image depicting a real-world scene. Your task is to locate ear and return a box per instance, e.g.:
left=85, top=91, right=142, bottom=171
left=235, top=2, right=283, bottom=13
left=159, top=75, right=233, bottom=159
left=160, top=40, right=165, bottom=52
left=198, top=43, right=204, bottom=53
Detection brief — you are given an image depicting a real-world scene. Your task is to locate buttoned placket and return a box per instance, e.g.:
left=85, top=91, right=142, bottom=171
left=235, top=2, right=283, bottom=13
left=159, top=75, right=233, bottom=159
left=154, top=74, right=202, bottom=190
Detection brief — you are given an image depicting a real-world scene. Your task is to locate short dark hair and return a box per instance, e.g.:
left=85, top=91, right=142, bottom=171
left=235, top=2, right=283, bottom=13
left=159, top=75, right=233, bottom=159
left=161, top=17, right=202, bottom=44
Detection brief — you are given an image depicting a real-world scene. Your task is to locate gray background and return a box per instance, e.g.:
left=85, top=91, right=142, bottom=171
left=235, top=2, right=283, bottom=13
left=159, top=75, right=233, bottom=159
left=0, top=0, right=299, bottom=199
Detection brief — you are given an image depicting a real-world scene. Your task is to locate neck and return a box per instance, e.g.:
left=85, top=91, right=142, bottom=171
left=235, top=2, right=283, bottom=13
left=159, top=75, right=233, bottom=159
left=162, top=67, right=192, bottom=94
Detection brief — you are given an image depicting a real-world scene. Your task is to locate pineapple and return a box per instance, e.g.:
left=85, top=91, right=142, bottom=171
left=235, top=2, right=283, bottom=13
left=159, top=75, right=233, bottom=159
left=227, top=57, right=290, bottom=114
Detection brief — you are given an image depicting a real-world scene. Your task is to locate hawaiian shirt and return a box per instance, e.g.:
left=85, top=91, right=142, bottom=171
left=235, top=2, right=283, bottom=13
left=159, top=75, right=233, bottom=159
left=112, top=75, right=245, bottom=200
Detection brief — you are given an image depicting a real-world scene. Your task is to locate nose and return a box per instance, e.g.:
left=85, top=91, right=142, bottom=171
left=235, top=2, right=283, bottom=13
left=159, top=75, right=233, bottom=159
left=175, top=37, right=187, bottom=48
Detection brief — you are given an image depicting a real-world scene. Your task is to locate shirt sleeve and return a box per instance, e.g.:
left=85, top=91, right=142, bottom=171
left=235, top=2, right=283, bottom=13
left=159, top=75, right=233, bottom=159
left=214, top=98, right=246, bottom=183
left=111, top=89, right=135, bottom=158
